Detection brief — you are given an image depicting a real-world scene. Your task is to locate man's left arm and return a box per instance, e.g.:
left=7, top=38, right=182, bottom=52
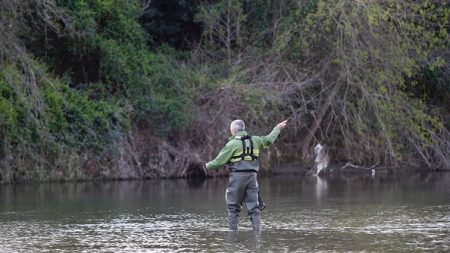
left=205, top=142, right=235, bottom=170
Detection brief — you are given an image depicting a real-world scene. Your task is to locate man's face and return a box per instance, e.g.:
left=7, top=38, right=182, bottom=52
left=230, top=128, right=236, bottom=135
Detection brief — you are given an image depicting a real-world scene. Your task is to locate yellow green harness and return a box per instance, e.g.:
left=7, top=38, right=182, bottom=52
left=229, top=135, right=260, bottom=163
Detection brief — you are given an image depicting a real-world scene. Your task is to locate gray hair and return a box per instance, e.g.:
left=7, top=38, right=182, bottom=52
left=230, top=119, right=245, bottom=131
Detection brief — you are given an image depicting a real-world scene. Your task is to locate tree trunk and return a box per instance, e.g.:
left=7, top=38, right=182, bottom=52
left=226, top=0, right=232, bottom=65
left=140, top=0, right=152, bottom=17
left=301, top=80, right=343, bottom=157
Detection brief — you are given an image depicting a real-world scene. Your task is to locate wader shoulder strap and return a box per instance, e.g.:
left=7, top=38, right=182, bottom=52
left=231, top=135, right=258, bottom=161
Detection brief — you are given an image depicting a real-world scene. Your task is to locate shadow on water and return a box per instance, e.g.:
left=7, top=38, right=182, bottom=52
left=186, top=176, right=207, bottom=189
left=0, top=172, right=449, bottom=252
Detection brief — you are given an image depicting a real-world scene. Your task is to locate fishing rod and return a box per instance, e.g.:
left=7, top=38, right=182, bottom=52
left=285, top=79, right=339, bottom=121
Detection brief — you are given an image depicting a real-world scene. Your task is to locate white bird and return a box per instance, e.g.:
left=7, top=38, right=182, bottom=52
left=314, top=143, right=329, bottom=175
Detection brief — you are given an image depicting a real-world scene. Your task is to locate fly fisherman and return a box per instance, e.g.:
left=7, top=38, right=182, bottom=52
left=205, top=119, right=288, bottom=231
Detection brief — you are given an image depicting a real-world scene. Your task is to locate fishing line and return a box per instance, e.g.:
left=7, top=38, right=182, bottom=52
left=285, top=79, right=339, bottom=121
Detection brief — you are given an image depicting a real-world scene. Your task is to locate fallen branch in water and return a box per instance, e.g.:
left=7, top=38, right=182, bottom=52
left=339, top=161, right=380, bottom=171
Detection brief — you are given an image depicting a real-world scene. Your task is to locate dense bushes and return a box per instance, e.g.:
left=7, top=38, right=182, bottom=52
left=0, top=0, right=194, bottom=182
left=191, top=0, right=450, bottom=170
left=0, top=0, right=449, bottom=182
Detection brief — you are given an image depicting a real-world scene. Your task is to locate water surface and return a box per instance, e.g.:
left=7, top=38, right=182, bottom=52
left=1, top=172, right=449, bottom=252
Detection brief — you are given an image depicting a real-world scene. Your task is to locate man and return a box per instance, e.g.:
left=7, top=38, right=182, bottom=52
left=205, top=119, right=288, bottom=230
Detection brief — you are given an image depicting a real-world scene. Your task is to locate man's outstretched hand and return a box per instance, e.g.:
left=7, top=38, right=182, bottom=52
left=277, top=120, right=288, bottom=130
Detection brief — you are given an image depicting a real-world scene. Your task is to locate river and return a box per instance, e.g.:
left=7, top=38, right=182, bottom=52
left=1, top=172, right=449, bottom=252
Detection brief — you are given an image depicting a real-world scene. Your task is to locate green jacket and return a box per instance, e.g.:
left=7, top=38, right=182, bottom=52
left=206, top=127, right=281, bottom=170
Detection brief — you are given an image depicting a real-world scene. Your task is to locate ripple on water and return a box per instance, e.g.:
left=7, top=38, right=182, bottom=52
left=1, top=174, right=450, bottom=252
left=1, top=206, right=449, bottom=252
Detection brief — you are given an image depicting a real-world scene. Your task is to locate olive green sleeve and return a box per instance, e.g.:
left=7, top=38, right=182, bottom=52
left=258, top=126, right=281, bottom=148
left=206, top=141, right=237, bottom=170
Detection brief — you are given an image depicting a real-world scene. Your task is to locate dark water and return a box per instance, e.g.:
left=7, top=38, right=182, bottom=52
left=1, top=173, right=449, bottom=252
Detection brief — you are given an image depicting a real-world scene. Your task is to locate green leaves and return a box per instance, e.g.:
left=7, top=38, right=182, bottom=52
left=53, top=0, right=192, bottom=134
left=266, top=0, right=450, bottom=167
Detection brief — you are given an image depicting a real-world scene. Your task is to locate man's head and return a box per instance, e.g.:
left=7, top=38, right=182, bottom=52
left=230, top=119, right=245, bottom=135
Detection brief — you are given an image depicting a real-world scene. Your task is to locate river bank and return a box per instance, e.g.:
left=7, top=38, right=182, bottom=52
left=1, top=160, right=446, bottom=185
left=1, top=0, right=450, bottom=185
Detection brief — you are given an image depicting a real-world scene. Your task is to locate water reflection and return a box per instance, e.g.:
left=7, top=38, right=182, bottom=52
left=313, top=175, right=328, bottom=200
left=226, top=230, right=262, bottom=251
left=0, top=172, right=449, bottom=252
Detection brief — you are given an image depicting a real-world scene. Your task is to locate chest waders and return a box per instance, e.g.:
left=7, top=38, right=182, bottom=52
left=208, top=127, right=281, bottom=230
left=231, top=135, right=266, bottom=211
left=227, top=135, right=266, bottom=230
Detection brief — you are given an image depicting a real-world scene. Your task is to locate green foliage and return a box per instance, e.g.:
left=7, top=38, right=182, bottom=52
left=1, top=0, right=199, bottom=181
left=42, top=85, right=68, bottom=135
left=44, top=83, right=127, bottom=148
left=56, top=0, right=191, bottom=132
left=140, top=0, right=203, bottom=49
left=268, top=0, right=450, bottom=166
left=0, top=60, right=127, bottom=148
left=407, top=63, right=450, bottom=107
left=0, top=55, right=129, bottom=182
left=0, top=65, right=36, bottom=146
left=0, top=72, right=22, bottom=144
left=1, top=0, right=449, bottom=181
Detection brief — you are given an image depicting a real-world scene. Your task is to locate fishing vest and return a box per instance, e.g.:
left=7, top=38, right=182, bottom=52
left=229, top=135, right=260, bottom=172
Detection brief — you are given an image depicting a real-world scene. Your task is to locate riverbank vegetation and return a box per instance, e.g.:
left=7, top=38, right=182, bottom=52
left=0, top=0, right=449, bottom=182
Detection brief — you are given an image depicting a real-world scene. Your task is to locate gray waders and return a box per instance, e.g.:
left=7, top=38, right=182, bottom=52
left=225, top=171, right=261, bottom=231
